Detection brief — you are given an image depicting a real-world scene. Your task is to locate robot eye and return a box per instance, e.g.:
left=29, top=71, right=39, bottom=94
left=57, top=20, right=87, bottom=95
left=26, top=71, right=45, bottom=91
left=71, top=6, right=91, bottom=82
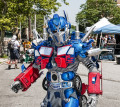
left=52, top=30, right=57, bottom=33
left=60, top=28, right=65, bottom=31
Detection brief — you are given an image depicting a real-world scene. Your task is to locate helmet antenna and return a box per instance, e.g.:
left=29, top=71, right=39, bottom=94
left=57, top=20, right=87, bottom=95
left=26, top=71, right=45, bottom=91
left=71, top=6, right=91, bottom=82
left=63, top=10, right=68, bottom=21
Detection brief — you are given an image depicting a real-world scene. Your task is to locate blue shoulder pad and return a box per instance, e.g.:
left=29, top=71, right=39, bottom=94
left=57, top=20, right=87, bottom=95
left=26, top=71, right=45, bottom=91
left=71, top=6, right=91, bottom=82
left=71, top=31, right=85, bottom=40
left=68, top=39, right=87, bottom=58
left=68, top=38, right=94, bottom=58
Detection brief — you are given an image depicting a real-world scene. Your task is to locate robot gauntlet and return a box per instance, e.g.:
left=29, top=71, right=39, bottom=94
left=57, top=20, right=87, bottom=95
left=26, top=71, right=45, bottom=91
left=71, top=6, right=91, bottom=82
left=11, top=63, right=40, bottom=92
left=78, top=56, right=102, bottom=107
left=87, top=72, right=102, bottom=107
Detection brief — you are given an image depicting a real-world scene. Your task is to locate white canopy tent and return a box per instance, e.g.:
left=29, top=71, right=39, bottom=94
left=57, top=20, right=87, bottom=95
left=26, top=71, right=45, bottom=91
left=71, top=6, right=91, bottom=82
left=85, top=17, right=112, bottom=49
left=85, top=17, right=111, bottom=32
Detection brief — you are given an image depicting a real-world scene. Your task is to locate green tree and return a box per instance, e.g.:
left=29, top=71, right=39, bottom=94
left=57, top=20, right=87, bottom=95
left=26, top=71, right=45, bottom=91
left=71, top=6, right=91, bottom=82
left=6, top=0, right=64, bottom=40
left=76, top=0, right=120, bottom=32
left=0, top=0, right=12, bottom=56
left=0, top=0, right=68, bottom=36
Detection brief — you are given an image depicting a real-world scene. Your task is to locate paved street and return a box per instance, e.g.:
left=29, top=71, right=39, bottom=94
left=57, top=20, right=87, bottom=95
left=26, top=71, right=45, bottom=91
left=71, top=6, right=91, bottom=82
left=0, top=61, right=120, bottom=107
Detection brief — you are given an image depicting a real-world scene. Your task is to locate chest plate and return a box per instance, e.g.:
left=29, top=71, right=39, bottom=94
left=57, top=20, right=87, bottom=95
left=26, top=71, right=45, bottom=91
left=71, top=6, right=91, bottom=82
left=34, top=45, right=75, bottom=69
left=55, top=45, right=75, bottom=68
left=34, top=46, right=53, bottom=69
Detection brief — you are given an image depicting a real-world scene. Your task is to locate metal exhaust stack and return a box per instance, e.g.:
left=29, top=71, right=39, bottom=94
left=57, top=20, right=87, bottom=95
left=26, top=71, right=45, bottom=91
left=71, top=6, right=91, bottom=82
left=75, top=23, right=80, bottom=39
left=82, top=26, right=95, bottom=42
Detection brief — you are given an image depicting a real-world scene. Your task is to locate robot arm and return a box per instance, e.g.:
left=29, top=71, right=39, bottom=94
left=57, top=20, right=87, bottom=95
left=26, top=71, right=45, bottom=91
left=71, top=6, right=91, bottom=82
left=77, top=55, right=102, bottom=107
left=11, top=40, right=52, bottom=93
left=11, top=62, right=41, bottom=93
left=75, top=36, right=102, bottom=106
left=11, top=41, right=47, bottom=93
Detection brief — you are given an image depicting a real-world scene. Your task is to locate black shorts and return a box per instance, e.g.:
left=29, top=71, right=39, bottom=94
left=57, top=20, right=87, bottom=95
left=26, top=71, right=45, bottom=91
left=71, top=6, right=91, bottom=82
left=10, top=49, right=20, bottom=60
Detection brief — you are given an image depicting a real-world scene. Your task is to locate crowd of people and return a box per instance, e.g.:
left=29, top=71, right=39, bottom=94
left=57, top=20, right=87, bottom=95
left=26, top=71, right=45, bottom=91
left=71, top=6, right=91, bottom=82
left=101, top=35, right=116, bottom=48
left=87, top=35, right=116, bottom=48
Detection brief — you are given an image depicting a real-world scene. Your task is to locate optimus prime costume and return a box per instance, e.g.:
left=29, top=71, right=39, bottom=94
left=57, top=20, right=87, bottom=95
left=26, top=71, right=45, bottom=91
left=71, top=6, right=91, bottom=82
left=11, top=13, right=102, bottom=107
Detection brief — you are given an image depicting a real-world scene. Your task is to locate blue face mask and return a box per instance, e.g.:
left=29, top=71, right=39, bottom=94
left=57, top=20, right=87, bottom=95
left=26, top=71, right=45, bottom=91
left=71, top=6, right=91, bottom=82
left=48, top=14, right=71, bottom=46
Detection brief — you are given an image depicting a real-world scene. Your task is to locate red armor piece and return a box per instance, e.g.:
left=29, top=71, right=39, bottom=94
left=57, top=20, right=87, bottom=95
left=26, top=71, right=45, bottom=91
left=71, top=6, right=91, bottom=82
left=41, top=58, right=49, bottom=69
left=35, top=56, right=49, bottom=69
left=55, top=57, right=68, bottom=68
left=88, top=72, right=102, bottom=95
left=14, top=63, right=40, bottom=91
left=81, top=83, right=88, bottom=95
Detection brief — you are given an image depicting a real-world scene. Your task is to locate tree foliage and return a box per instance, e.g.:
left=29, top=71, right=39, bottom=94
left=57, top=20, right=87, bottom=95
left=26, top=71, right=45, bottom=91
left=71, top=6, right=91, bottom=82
left=0, top=0, right=68, bottom=32
left=0, top=0, right=68, bottom=56
left=76, top=0, right=120, bottom=31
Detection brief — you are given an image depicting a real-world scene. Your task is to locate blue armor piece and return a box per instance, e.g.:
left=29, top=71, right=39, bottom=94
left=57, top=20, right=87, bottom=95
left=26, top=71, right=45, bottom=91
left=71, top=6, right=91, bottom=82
left=65, top=97, right=79, bottom=107
left=61, top=71, right=75, bottom=81
left=68, top=38, right=94, bottom=58
left=64, top=88, right=79, bottom=107
left=46, top=72, right=51, bottom=81
left=64, top=88, right=74, bottom=98
left=68, top=40, right=86, bottom=58
left=71, top=31, right=85, bottom=40
left=48, top=14, right=71, bottom=46
left=21, top=64, right=26, bottom=73
left=48, top=14, right=71, bottom=32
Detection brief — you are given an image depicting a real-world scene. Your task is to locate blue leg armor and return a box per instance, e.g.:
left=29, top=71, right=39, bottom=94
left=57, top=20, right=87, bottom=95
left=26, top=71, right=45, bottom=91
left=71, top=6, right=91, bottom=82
left=64, top=88, right=79, bottom=107
left=65, top=97, right=79, bottom=107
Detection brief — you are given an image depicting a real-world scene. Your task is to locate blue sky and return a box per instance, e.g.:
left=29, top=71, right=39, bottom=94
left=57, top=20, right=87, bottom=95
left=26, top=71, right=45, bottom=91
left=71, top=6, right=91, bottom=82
left=51, top=0, right=87, bottom=25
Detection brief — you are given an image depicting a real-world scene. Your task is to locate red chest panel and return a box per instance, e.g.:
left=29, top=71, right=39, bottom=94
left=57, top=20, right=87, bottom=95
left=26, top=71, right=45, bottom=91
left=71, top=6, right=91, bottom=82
left=55, top=55, right=75, bottom=68
left=55, top=57, right=68, bottom=68
left=55, top=45, right=75, bottom=68
left=34, top=46, right=53, bottom=69
left=35, top=56, right=49, bottom=69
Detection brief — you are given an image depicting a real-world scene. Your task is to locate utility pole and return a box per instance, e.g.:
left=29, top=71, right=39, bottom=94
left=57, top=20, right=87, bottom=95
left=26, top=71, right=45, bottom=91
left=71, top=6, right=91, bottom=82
left=28, top=15, right=32, bottom=41
left=20, top=18, right=21, bottom=41
left=43, top=16, right=48, bottom=40
left=34, top=14, right=36, bottom=30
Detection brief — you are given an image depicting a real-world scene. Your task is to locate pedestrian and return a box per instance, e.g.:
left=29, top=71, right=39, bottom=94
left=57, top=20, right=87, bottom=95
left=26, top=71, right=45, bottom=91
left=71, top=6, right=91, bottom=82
left=23, top=39, right=31, bottom=53
left=8, top=35, right=20, bottom=69
left=108, top=36, right=116, bottom=43
left=104, top=35, right=108, bottom=48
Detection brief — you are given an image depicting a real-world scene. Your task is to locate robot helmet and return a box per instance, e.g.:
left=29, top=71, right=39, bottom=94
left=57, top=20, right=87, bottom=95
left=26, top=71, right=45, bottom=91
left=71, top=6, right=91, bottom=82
left=47, top=14, right=71, bottom=46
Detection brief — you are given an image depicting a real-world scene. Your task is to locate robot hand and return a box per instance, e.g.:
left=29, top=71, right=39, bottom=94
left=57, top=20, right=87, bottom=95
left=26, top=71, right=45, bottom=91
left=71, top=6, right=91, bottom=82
left=87, top=95, right=99, bottom=107
left=11, top=81, right=23, bottom=93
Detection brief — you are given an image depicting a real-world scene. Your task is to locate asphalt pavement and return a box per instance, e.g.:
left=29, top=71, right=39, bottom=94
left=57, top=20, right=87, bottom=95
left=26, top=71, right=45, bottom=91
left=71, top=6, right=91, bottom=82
left=0, top=60, right=120, bottom=107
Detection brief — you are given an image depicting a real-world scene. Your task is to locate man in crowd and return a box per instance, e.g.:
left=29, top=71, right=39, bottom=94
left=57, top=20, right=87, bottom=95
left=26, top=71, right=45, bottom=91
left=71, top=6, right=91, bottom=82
left=8, top=35, right=20, bottom=69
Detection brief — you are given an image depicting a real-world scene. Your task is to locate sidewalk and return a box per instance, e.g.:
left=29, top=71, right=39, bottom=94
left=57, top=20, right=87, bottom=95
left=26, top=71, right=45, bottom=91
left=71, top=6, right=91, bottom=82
left=0, top=58, right=9, bottom=64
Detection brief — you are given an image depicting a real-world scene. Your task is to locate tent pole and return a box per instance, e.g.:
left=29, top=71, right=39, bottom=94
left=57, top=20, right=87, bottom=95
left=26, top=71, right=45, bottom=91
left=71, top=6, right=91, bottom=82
left=99, top=32, right=102, bottom=48
left=96, top=34, right=98, bottom=48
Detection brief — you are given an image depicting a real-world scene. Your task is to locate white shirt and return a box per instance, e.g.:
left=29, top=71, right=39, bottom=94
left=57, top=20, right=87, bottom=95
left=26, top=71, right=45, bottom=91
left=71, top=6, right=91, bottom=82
left=11, top=40, right=20, bottom=49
